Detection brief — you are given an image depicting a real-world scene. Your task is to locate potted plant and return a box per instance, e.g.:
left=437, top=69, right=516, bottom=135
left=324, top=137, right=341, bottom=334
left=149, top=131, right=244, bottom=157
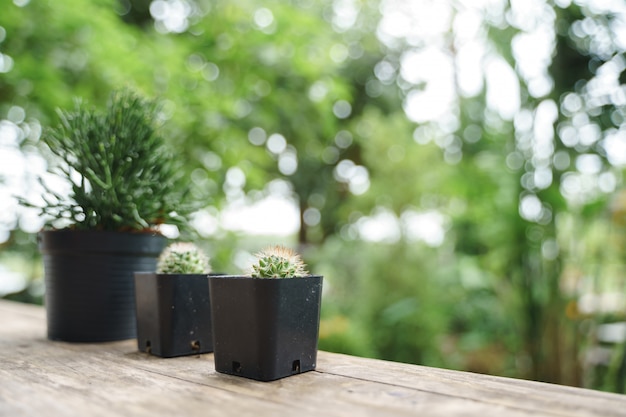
left=209, top=245, right=323, bottom=381
left=134, top=242, right=214, bottom=357
left=26, top=90, right=194, bottom=342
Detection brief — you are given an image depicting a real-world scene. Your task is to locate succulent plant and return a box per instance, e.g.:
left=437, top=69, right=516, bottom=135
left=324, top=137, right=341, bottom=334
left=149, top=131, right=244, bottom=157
left=24, top=89, right=196, bottom=232
left=249, top=245, right=309, bottom=278
left=157, top=242, right=211, bottom=274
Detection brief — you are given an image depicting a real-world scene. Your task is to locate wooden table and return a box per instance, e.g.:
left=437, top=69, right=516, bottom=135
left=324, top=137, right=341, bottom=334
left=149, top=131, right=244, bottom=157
left=1, top=299, right=625, bottom=417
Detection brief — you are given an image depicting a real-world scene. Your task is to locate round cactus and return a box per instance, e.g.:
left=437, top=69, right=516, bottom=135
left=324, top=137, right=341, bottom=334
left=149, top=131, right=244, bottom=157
left=157, top=242, right=211, bottom=274
left=249, top=245, right=309, bottom=278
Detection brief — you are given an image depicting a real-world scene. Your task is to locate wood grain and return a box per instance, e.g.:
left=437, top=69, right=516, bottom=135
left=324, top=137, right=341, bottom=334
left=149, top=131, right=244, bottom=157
left=1, top=299, right=625, bottom=417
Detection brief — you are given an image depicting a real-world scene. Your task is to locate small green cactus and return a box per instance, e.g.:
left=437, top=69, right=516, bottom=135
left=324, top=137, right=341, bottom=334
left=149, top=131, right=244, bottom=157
left=249, top=245, right=309, bottom=278
left=157, top=242, right=211, bottom=274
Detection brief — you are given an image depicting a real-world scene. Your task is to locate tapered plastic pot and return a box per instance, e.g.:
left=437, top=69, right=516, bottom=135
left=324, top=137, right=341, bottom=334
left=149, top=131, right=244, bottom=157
left=39, top=230, right=166, bottom=342
left=209, top=275, right=323, bottom=382
left=134, top=272, right=213, bottom=357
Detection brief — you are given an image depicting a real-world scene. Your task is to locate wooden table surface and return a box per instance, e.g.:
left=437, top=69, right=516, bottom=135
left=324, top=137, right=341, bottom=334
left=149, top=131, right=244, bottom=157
left=1, top=299, right=625, bottom=417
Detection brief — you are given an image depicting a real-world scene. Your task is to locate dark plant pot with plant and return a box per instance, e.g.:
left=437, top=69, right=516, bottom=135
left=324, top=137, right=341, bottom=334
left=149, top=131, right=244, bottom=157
left=134, top=243, right=214, bottom=357
left=24, top=90, right=195, bottom=343
left=209, top=246, right=323, bottom=382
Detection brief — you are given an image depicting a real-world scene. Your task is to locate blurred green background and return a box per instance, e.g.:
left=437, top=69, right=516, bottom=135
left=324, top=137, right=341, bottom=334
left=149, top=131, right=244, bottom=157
left=2, top=0, right=626, bottom=392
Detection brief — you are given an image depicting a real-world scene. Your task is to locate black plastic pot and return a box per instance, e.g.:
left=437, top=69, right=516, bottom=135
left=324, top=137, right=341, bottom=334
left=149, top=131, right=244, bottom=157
left=209, top=275, right=323, bottom=381
left=134, top=272, right=213, bottom=357
left=39, top=230, right=166, bottom=342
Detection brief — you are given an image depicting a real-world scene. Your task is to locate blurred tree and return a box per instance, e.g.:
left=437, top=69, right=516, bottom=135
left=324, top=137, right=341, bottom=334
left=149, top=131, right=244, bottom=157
left=336, top=0, right=626, bottom=388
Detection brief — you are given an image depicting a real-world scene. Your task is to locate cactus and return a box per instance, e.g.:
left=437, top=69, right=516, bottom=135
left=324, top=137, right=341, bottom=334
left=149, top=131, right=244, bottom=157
left=157, top=242, right=211, bottom=274
left=249, top=245, right=309, bottom=278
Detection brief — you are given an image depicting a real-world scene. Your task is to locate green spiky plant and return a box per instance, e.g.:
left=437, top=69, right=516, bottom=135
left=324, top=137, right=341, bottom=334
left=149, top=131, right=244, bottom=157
left=249, top=245, right=309, bottom=278
left=27, top=89, right=194, bottom=232
left=157, top=242, right=211, bottom=274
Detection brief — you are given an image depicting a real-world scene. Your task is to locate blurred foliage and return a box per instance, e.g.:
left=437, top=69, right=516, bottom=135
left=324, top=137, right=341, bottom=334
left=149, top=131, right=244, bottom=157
left=1, top=0, right=626, bottom=394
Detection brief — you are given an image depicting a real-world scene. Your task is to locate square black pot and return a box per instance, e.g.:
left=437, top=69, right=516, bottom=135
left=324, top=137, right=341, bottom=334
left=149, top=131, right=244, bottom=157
left=208, top=275, right=323, bottom=381
left=134, top=272, right=213, bottom=357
